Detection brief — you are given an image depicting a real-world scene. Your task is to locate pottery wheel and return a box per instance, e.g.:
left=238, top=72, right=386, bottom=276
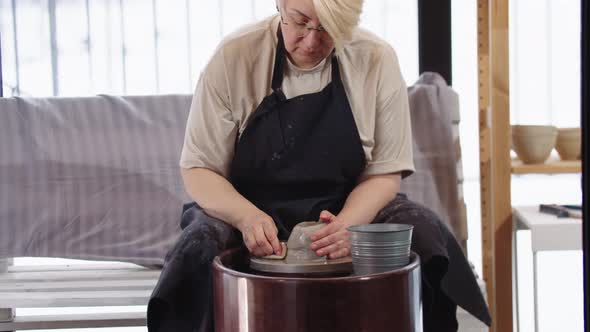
left=249, top=221, right=353, bottom=275
left=250, top=256, right=352, bottom=275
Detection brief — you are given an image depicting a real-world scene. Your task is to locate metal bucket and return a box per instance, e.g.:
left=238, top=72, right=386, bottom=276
left=348, top=224, right=413, bottom=275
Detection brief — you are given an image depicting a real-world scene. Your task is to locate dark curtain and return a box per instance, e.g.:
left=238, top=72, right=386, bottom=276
left=582, top=0, right=589, bottom=330
left=0, top=34, right=3, bottom=97
left=417, top=0, right=452, bottom=86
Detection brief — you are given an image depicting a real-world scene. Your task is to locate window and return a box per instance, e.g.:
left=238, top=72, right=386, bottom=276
left=0, top=0, right=418, bottom=97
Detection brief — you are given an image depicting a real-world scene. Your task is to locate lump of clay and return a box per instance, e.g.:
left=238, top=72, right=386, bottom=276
left=285, top=221, right=326, bottom=263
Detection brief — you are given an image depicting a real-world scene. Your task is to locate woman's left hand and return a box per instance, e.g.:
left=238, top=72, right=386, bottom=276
left=309, top=210, right=352, bottom=259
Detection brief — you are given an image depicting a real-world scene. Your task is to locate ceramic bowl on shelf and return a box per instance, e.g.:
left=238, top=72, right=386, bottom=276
left=555, top=127, right=581, bottom=160
left=511, top=125, right=557, bottom=164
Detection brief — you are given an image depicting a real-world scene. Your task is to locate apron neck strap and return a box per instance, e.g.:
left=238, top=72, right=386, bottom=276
left=272, top=27, right=287, bottom=92
left=330, top=53, right=341, bottom=84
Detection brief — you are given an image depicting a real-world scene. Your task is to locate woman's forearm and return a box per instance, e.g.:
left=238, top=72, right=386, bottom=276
left=180, top=167, right=261, bottom=228
left=338, top=173, right=401, bottom=226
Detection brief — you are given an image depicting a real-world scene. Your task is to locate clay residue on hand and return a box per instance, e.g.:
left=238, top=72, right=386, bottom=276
left=263, top=242, right=287, bottom=260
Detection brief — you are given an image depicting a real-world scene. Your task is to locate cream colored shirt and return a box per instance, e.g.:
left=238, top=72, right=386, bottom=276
left=180, top=15, right=415, bottom=179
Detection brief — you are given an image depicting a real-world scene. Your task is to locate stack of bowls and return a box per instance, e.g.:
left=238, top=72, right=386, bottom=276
left=555, top=127, right=581, bottom=160
left=511, top=125, right=557, bottom=164
left=347, top=224, right=413, bottom=275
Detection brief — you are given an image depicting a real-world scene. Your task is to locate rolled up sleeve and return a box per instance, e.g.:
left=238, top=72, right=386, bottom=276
left=179, top=51, right=238, bottom=178
left=363, top=46, right=415, bottom=178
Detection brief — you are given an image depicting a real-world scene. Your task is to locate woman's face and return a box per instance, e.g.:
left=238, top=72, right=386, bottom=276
left=280, top=0, right=335, bottom=69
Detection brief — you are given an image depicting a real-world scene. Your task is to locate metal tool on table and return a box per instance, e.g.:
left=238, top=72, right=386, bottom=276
left=539, top=204, right=582, bottom=219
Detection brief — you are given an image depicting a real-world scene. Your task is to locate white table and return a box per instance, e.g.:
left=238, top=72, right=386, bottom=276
left=512, top=206, right=582, bottom=332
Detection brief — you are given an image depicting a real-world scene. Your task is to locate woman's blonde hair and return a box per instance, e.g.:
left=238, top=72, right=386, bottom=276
left=277, top=0, right=364, bottom=50
left=312, top=0, right=363, bottom=50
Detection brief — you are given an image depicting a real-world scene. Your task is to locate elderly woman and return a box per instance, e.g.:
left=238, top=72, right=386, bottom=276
left=147, top=0, right=489, bottom=331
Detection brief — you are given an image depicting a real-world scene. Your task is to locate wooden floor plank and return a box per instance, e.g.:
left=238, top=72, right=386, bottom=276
left=7, top=263, right=153, bottom=273
left=0, top=312, right=146, bottom=330
left=0, top=290, right=152, bottom=307
left=0, top=269, right=160, bottom=282
left=0, top=279, right=157, bottom=292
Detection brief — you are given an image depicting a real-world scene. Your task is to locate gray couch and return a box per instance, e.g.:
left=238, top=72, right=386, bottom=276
left=0, top=72, right=465, bottom=266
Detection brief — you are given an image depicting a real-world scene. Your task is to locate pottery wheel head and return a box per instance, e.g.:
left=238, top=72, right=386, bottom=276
left=249, top=221, right=353, bottom=275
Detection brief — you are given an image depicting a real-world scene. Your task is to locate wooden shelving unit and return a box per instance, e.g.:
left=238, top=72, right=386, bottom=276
left=511, top=158, right=582, bottom=174
left=479, top=2, right=582, bottom=331
left=478, top=1, right=512, bottom=331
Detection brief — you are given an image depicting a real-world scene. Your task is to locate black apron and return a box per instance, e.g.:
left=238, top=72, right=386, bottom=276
left=230, top=29, right=366, bottom=238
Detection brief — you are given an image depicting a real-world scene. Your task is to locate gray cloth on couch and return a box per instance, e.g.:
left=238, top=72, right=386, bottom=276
left=403, top=72, right=465, bottom=242
left=0, top=95, right=192, bottom=265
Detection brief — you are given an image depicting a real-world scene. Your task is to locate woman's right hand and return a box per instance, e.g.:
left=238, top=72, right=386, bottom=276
left=237, top=210, right=282, bottom=257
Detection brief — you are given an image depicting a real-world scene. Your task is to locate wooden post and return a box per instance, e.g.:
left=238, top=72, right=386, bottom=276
left=477, top=0, right=494, bottom=330
left=490, top=0, right=513, bottom=330
left=478, top=0, right=513, bottom=331
left=0, top=259, right=14, bottom=332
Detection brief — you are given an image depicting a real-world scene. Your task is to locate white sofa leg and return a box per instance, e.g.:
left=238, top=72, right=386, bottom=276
left=0, top=258, right=14, bottom=332
left=0, top=258, right=11, bottom=271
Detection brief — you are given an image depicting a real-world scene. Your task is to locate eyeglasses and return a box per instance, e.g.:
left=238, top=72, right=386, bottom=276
left=279, top=13, right=329, bottom=38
